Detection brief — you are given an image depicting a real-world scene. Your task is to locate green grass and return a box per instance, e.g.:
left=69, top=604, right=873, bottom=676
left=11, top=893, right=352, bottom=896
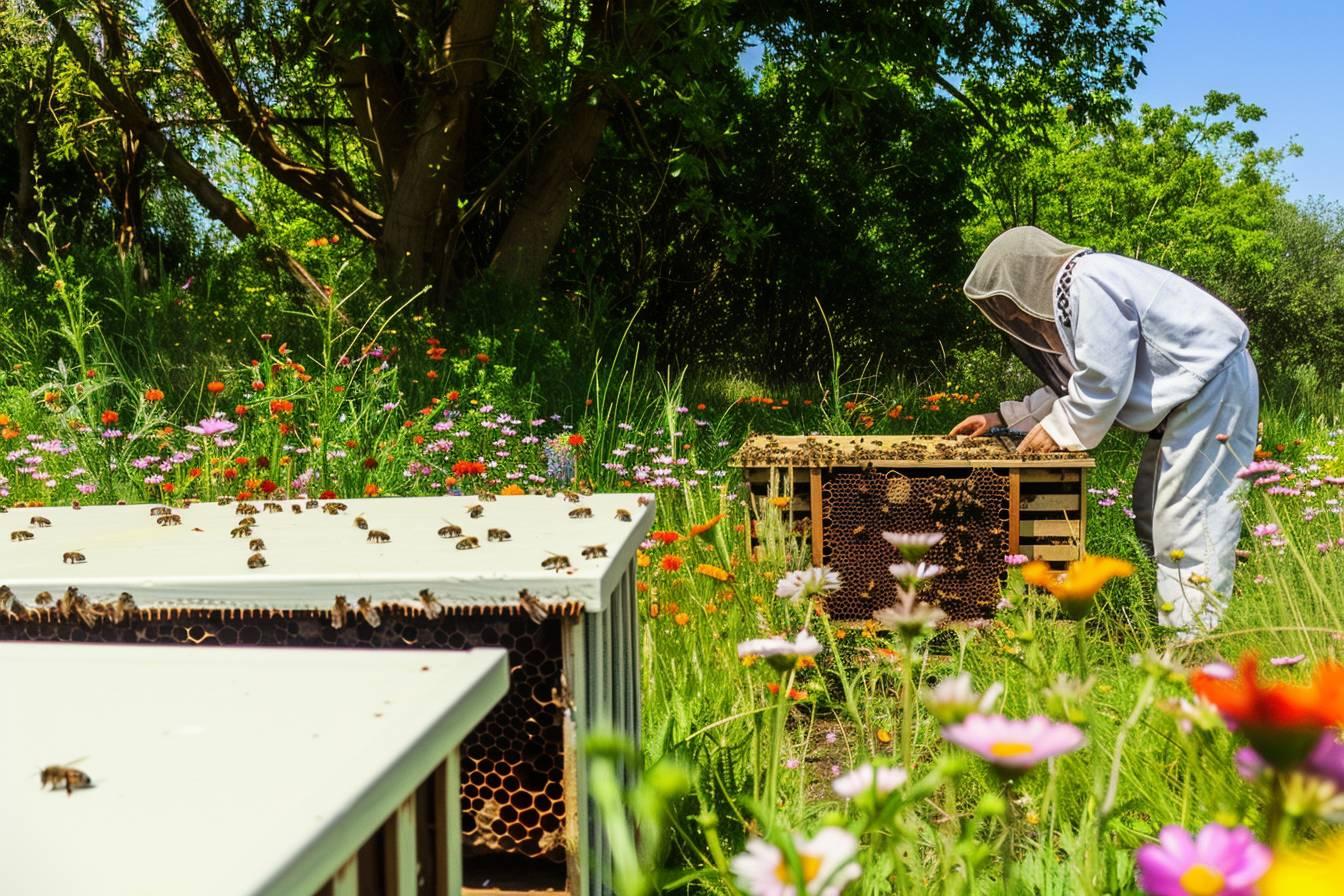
left=1, top=305, right=1341, bottom=894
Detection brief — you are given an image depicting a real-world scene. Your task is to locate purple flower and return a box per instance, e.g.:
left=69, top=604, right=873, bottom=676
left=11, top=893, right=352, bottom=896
left=1134, top=824, right=1269, bottom=896
left=1253, top=523, right=1280, bottom=538
left=1271, top=654, right=1307, bottom=667
left=1004, top=553, right=1029, bottom=566
left=185, top=417, right=238, bottom=437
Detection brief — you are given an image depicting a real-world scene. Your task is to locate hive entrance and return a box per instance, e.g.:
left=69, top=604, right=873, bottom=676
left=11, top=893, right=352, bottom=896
left=821, top=469, right=1010, bottom=620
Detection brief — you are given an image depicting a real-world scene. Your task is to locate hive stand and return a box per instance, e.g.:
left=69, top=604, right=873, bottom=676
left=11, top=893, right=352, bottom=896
left=0, top=494, right=653, bottom=896
left=733, top=434, right=1093, bottom=620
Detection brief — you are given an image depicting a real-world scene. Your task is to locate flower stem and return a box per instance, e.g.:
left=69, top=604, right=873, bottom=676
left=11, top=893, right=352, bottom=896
left=1074, top=618, right=1090, bottom=682
left=1000, top=778, right=1017, bottom=891
left=762, top=669, right=793, bottom=828
left=900, top=634, right=915, bottom=769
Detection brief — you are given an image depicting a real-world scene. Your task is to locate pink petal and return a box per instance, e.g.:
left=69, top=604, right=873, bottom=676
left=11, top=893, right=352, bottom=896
left=1156, top=826, right=1198, bottom=866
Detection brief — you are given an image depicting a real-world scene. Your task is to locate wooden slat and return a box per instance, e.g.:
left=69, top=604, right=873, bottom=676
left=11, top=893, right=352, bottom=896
left=1019, top=519, right=1080, bottom=539
left=732, top=435, right=1094, bottom=469
left=1019, top=493, right=1080, bottom=512
left=809, top=468, right=824, bottom=566
left=1018, top=468, right=1083, bottom=482
left=1027, top=544, right=1085, bottom=562
left=433, top=755, right=461, bottom=896
left=1079, top=467, right=1089, bottom=556
left=1007, top=470, right=1020, bottom=553
left=384, top=794, right=417, bottom=896
left=329, top=856, right=358, bottom=896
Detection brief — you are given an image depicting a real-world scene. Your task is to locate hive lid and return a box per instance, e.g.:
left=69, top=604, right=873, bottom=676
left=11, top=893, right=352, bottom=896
left=731, top=434, right=1094, bottom=469
left=0, top=642, right=509, bottom=896
left=0, top=494, right=654, bottom=613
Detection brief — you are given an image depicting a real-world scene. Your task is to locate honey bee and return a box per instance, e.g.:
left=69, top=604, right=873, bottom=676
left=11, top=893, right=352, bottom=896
left=541, top=553, right=570, bottom=571
left=438, top=524, right=462, bottom=539
left=851, top=525, right=868, bottom=538
left=467, top=504, right=484, bottom=518
left=150, top=506, right=174, bottom=517
left=614, top=508, right=632, bottom=522
left=366, top=530, right=390, bottom=544
left=418, top=589, right=444, bottom=619
left=156, top=514, right=183, bottom=526
left=247, top=552, right=268, bottom=569
left=582, top=544, right=607, bottom=559
left=230, top=525, right=253, bottom=538
left=331, top=595, right=349, bottom=630
left=57, top=587, right=81, bottom=620
left=105, top=593, right=136, bottom=624
left=561, top=490, right=581, bottom=503
left=637, top=496, right=653, bottom=507
left=41, top=764, right=92, bottom=796
left=456, top=536, right=480, bottom=550
left=324, top=502, right=348, bottom=514
left=517, top=589, right=548, bottom=623
left=236, top=503, right=259, bottom=515
left=263, top=502, right=283, bottom=513
left=476, top=492, right=497, bottom=502
left=305, top=498, right=320, bottom=509
left=859, top=578, right=877, bottom=599
left=487, top=528, right=511, bottom=542
left=34, top=591, right=53, bottom=607
left=62, top=551, right=85, bottom=564
left=216, top=496, right=234, bottom=506
left=356, top=596, right=381, bottom=628
left=11, top=530, right=34, bottom=542
left=237, top=516, right=257, bottom=527
left=70, top=500, right=81, bottom=510
left=291, top=504, right=302, bottom=514
left=249, top=538, right=266, bottom=552
left=568, top=507, right=592, bottom=519
left=0, top=586, right=26, bottom=620
left=353, top=516, right=369, bottom=530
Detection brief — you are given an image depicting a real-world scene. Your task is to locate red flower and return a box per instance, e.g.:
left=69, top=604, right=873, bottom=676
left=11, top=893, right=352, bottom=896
left=567, top=433, right=585, bottom=448
left=100, top=410, right=119, bottom=425
left=319, top=490, right=337, bottom=500
left=427, top=346, right=447, bottom=361
left=259, top=480, right=278, bottom=494
left=161, top=482, right=175, bottom=493
left=234, top=456, right=250, bottom=467
left=364, top=483, right=381, bottom=497
left=269, top=399, right=293, bottom=415
left=206, top=381, right=225, bottom=394
left=222, top=468, right=238, bottom=480
left=660, top=555, right=683, bottom=572
left=363, top=457, right=378, bottom=470
left=650, top=531, right=680, bottom=545
left=85, top=369, right=96, bottom=379
left=475, top=352, right=490, bottom=364
left=251, top=380, right=266, bottom=392
left=447, top=391, right=460, bottom=401
left=189, top=467, right=202, bottom=478
left=256, top=456, right=270, bottom=469
left=452, top=460, right=486, bottom=477
left=235, top=404, right=248, bottom=416
left=144, top=388, right=165, bottom=402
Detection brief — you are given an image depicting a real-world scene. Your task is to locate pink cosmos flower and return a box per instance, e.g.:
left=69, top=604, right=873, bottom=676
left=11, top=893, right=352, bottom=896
left=832, top=763, right=908, bottom=799
left=1134, top=824, right=1269, bottom=896
left=940, top=713, right=1085, bottom=772
left=184, top=416, right=238, bottom=437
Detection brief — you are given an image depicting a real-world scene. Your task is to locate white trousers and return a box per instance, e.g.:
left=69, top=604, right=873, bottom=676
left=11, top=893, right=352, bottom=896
left=1132, top=348, right=1259, bottom=633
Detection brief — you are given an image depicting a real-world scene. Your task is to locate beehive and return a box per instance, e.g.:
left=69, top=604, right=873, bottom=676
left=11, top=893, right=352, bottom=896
left=0, top=494, right=652, bottom=896
left=733, top=435, right=1093, bottom=620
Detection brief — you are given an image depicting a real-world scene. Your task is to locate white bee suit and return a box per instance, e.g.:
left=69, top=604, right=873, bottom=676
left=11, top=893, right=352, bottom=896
left=969, top=233, right=1257, bottom=633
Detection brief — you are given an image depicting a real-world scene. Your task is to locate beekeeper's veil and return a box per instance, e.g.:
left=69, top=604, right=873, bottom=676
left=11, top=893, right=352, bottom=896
left=964, top=226, right=1088, bottom=354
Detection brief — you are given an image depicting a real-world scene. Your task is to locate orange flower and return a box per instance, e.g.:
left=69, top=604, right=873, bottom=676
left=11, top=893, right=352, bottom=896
left=650, top=530, right=680, bottom=545
left=887, top=405, right=904, bottom=420
left=206, top=381, right=225, bottom=394
left=475, top=352, right=490, bottom=364
left=499, top=484, right=525, bottom=496
left=144, top=388, right=165, bottom=402
left=235, top=404, right=248, bottom=416
left=567, top=433, right=585, bottom=448
left=688, top=513, right=725, bottom=539
left=269, top=399, right=294, bottom=415
left=674, top=612, right=690, bottom=626
left=43, top=391, right=59, bottom=405
left=769, top=497, right=791, bottom=509
left=1192, top=654, right=1344, bottom=767
left=649, top=602, right=659, bottom=618
left=696, top=563, right=733, bottom=582
left=447, top=390, right=460, bottom=401
left=1021, top=555, right=1133, bottom=619
left=251, top=380, right=266, bottom=392
left=660, top=555, right=683, bottom=572
left=364, top=483, right=381, bottom=497
left=100, top=410, right=119, bottom=425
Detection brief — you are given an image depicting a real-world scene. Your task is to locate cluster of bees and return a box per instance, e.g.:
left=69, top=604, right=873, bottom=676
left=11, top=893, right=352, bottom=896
left=734, top=433, right=1058, bottom=468
left=328, top=586, right=556, bottom=629
left=0, top=583, right=136, bottom=626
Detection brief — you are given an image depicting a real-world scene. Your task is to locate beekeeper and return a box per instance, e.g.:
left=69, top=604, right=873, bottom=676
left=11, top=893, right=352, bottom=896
left=949, top=226, right=1258, bottom=634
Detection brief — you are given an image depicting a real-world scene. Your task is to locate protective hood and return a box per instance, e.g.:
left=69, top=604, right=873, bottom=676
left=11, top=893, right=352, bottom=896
left=963, top=226, right=1088, bottom=353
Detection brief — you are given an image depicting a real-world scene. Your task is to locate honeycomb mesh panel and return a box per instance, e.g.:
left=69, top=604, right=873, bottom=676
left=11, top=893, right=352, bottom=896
left=0, top=605, right=573, bottom=862
left=821, top=469, right=1010, bottom=620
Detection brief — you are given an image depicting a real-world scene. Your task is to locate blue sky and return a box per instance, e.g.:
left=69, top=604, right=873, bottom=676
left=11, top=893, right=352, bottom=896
left=739, top=4, right=1343, bottom=203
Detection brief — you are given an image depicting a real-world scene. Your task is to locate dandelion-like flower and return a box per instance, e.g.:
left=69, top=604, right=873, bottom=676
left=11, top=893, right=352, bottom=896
left=941, top=713, right=1085, bottom=774
left=1134, top=824, right=1269, bottom=896
left=881, top=531, right=943, bottom=561
left=887, top=561, right=944, bottom=587
left=184, top=416, right=238, bottom=437
left=872, top=601, right=945, bottom=639
left=921, top=672, right=1003, bottom=725
left=737, top=631, right=823, bottom=672
left=832, top=763, right=908, bottom=799
left=774, top=567, right=841, bottom=602
left=730, top=827, right=861, bottom=896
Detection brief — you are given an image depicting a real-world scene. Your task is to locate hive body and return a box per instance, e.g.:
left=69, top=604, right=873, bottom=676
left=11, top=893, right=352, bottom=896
left=735, top=435, right=1093, bottom=620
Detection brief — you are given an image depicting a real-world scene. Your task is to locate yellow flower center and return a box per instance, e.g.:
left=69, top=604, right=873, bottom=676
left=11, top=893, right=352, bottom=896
left=775, top=854, right=823, bottom=884
left=989, top=741, right=1034, bottom=758
left=1178, top=864, right=1225, bottom=896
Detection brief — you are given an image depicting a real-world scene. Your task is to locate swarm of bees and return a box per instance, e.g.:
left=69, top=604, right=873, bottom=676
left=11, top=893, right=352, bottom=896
left=41, top=763, right=92, bottom=796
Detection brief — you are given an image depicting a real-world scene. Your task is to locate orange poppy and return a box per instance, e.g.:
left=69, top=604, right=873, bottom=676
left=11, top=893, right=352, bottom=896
left=1192, top=654, right=1344, bottom=768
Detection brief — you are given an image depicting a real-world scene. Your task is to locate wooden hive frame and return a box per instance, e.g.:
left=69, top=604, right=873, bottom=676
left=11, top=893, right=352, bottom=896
left=734, top=435, right=1093, bottom=617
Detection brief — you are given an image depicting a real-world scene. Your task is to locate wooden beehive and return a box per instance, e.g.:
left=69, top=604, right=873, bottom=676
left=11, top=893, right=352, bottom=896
left=733, top=434, right=1093, bottom=620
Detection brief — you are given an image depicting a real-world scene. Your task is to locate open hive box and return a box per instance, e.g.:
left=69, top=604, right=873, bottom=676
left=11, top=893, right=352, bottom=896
left=733, top=434, right=1094, bottom=620
left=0, top=494, right=653, bottom=896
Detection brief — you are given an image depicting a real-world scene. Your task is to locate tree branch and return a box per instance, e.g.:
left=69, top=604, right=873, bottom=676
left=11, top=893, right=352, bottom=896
left=160, top=0, right=384, bottom=241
